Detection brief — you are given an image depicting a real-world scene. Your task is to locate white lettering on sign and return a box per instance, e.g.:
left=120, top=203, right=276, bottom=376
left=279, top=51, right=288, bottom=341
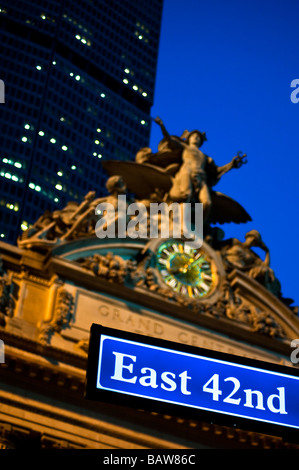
left=110, top=352, right=191, bottom=395
left=202, top=373, right=287, bottom=415
left=110, top=353, right=288, bottom=414
left=111, top=352, right=137, bottom=383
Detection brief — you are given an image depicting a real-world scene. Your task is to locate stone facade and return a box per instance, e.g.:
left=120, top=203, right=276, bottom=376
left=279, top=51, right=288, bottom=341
left=1, top=233, right=299, bottom=449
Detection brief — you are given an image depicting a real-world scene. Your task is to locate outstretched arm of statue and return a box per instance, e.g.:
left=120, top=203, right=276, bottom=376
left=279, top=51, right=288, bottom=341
left=216, top=152, right=248, bottom=179
left=260, top=242, right=270, bottom=267
left=154, top=116, right=178, bottom=148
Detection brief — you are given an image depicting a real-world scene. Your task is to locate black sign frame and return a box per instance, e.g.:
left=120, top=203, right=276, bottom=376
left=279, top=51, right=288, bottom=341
left=85, top=324, right=299, bottom=443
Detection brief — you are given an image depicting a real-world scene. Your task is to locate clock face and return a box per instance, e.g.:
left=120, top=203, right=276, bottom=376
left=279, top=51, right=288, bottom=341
left=155, top=240, right=217, bottom=299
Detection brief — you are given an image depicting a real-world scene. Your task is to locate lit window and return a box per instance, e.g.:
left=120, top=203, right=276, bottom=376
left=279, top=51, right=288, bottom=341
left=36, top=65, right=42, bottom=70
left=81, top=38, right=87, bottom=44
left=21, top=222, right=28, bottom=231
left=95, top=140, right=100, bottom=145
left=124, top=68, right=130, bottom=74
left=11, top=175, right=19, bottom=182
left=141, top=120, right=146, bottom=125
left=14, top=162, right=22, bottom=168
left=61, top=145, right=68, bottom=151
left=70, top=72, right=74, bottom=77
left=54, top=197, right=59, bottom=203
left=60, top=117, right=65, bottom=122
left=75, top=34, right=81, bottom=40
left=97, top=128, right=101, bottom=133
left=24, top=124, right=30, bottom=129
left=138, top=35, right=143, bottom=40
left=21, top=136, right=28, bottom=142
left=123, top=79, right=129, bottom=84
left=71, top=165, right=76, bottom=170
left=50, top=138, right=56, bottom=144
left=100, top=93, right=106, bottom=98
left=142, top=92, right=147, bottom=97
left=35, top=185, right=41, bottom=192
left=38, top=131, right=45, bottom=136
left=0, top=234, right=4, bottom=238
left=98, top=154, right=102, bottom=159
left=55, top=183, right=63, bottom=191
left=52, top=61, right=56, bottom=65
left=132, top=85, right=138, bottom=91
left=29, top=182, right=35, bottom=189
left=2, top=158, right=8, bottom=163
left=57, top=171, right=63, bottom=176
left=75, top=75, right=80, bottom=81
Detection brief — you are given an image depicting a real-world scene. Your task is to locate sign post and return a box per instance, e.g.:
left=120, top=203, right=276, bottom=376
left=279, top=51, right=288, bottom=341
left=85, top=324, right=299, bottom=441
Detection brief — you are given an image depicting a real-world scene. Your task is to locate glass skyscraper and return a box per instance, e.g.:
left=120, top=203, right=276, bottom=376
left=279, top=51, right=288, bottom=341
left=0, top=0, right=163, bottom=243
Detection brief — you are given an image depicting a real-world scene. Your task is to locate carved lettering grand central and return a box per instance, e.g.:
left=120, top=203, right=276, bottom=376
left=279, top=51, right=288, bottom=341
left=66, top=289, right=286, bottom=365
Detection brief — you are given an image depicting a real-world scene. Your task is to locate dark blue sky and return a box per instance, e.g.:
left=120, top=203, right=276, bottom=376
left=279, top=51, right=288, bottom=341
left=150, top=0, right=299, bottom=306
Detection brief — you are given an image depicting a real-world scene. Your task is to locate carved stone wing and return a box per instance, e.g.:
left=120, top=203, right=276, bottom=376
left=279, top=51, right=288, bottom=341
left=101, top=160, right=173, bottom=199
left=209, top=191, right=252, bottom=224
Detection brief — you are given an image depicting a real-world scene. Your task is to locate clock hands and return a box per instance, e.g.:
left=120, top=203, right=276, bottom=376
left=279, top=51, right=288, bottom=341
left=170, top=255, right=206, bottom=273
left=157, top=241, right=215, bottom=298
left=186, top=255, right=206, bottom=269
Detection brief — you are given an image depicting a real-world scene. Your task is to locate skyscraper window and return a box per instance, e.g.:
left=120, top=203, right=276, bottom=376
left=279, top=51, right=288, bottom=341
left=0, top=0, right=163, bottom=243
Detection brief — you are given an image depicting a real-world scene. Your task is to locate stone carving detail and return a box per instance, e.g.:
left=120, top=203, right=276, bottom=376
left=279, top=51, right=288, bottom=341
left=220, top=230, right=277, bottom=288
left=219, top=230, right=295, bottom=310
left=78, top=252, right=139, bottom=285
left=17, top=175, right=130, bottom=249
left=0, top=257, right=15, bottom=325
left=38, top=286, right=73, bottom=345
left=224, top=295, right=286, bottom=339
left=74, top=249, right=287, bottom=339
left=140, top=263, right=286, bottom=339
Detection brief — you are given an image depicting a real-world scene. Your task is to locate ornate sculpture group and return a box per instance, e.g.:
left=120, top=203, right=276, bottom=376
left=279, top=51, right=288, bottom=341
left=9, top=116, right=295, bottom=339
left=18, top=117, right=251, bottom=249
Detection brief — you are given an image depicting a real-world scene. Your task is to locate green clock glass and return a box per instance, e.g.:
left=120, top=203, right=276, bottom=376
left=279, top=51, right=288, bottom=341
left=155, top=239, right=217, bottom=299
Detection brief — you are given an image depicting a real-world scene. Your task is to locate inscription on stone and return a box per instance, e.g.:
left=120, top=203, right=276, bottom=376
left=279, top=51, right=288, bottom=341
left=98, top=303, right=164, bottom=337
left=71, top=290, right=282, bottom=364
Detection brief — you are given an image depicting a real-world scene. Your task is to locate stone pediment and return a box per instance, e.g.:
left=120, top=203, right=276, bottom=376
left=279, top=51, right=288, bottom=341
left=1, top=234, right=298, bottom=368
left=51, top=236, right=299, bottom=341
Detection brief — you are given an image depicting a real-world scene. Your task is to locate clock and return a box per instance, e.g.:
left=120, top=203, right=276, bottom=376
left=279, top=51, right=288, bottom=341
left=155, top=239, right=218, bottom=299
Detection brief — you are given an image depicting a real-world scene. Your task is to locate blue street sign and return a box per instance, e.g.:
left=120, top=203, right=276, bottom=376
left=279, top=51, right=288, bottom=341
left=85, top=325, right=299, bottom=439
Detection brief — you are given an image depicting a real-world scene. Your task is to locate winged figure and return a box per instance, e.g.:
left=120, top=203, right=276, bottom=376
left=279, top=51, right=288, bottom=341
left=102, top=117, right=251, bottom=225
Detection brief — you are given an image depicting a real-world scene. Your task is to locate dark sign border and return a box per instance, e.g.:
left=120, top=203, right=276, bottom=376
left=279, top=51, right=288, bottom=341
left=85, top=324, right=299, bottom=443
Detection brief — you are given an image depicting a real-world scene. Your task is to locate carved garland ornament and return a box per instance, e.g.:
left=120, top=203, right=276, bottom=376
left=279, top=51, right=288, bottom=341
left=77, top=251, right=286, bottom=340
left=38, top=286, right=73, bottom=345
